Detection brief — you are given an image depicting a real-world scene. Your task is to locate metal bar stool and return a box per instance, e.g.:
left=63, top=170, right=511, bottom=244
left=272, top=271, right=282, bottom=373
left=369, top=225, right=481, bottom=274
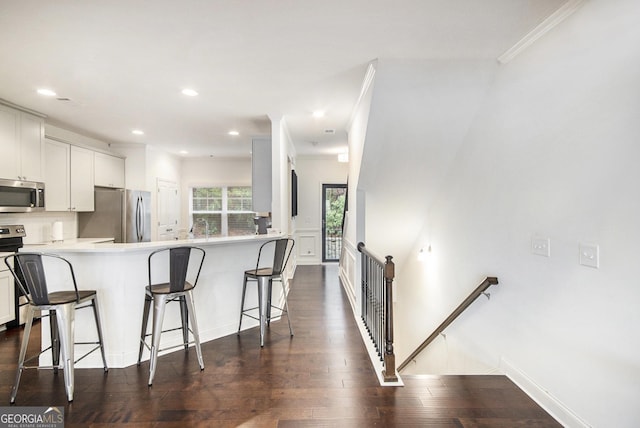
left=238, top=238, right=295, bottom=347
left=4, top=253, right=108, bottom=403
left=137, top=246, right=205, bottom=386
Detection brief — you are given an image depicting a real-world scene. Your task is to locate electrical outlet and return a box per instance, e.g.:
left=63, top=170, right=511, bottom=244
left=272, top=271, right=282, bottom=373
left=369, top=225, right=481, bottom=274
left=579, top=243, right=599, bottom=268
left=531, top=237, right=550, bottom=257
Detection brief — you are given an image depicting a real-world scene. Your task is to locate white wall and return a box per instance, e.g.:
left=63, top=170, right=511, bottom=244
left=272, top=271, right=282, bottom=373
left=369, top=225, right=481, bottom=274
left=359, top=58, right=497, bottom=268
left=391, top=1, right=640, bottom=427
left=294, top=156, right=348, bottom=265
left=342, top=62, right=376, bottom=307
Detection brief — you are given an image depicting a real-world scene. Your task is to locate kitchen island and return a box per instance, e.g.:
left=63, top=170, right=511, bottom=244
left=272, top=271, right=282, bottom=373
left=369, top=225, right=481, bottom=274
left=22, top=234, right=286, bottom=368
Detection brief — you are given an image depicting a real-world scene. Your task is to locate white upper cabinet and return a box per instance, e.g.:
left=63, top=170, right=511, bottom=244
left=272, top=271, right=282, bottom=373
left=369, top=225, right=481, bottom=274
left=70, top=146, right=95, bottom=211
left=94, top=152, right=125, bottom=188
left=45, top=139, right=94, bottom=212
left=19, top=112, right=45, bottom=181
left=0, top=104, right=44, bottom=182
left=0, top=105, right=19, bottom=179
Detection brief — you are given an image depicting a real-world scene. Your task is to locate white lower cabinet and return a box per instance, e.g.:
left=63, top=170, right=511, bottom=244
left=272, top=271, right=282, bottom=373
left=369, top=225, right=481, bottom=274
left=45, top=139, right=95, bottom=212
left=0, top=265, right=15, bottom=326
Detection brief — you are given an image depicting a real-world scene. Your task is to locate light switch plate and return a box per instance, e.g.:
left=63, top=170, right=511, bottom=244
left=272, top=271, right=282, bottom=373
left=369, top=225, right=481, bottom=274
left=531, top=237, right=550, bottom=257
left=579, top=243, right=599, bottom=268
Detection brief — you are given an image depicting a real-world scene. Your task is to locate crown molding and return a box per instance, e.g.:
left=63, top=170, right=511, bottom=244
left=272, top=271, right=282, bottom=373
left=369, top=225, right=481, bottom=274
left=0, top=98, right=46, bottom=117
left=498, top=0, right=585, bottom=64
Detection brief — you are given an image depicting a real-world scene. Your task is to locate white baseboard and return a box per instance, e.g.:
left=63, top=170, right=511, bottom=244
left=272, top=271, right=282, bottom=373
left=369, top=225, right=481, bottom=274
left=354, top=316, right=403, bottom=387
left=500, top=357, right=590, bottom=428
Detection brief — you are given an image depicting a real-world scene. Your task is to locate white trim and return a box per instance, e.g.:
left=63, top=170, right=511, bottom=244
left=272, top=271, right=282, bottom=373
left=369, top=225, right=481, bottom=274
left=347, top=60, right=377, bottom=129
left=498, top=0, right=585, bottom=64
left=500, top=357, right=590, bottom=427
left=0, top=98, right=46, bottom=117
left=354, top=315, right=404, bottom=387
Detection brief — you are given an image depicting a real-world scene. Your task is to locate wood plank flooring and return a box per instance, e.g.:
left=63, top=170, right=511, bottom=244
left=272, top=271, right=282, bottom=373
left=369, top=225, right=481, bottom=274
left=0, top=264, right=561, bottom=427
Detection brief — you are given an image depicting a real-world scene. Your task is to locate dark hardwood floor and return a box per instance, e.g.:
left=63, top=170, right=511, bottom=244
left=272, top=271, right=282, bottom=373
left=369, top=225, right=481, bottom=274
left=0, top=264, right=561, bottom=427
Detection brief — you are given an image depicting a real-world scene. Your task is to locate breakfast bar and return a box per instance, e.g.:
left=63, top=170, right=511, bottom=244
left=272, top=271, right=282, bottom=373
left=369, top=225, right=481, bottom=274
left=22, top=234, right=282, bottom=368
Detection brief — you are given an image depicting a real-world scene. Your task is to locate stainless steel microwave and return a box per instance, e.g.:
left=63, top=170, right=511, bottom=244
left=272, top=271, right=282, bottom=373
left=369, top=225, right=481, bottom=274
left=0, top=178, right=45, bottom=212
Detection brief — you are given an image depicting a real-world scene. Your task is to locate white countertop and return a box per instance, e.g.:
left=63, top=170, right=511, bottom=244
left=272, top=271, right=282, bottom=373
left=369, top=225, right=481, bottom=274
left=21, top=233, right=283, bottom=253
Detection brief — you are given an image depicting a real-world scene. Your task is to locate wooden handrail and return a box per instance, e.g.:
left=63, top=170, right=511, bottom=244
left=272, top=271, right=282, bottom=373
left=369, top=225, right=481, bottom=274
left=397, top=276, right=498, bottom=372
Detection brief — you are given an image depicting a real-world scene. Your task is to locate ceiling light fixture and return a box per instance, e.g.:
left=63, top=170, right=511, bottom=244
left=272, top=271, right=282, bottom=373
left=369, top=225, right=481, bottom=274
left=179, top=150, right=188, bottom=155
left=181, top=88, right=198, bottom=97
left=132, top=129, right=144, bottom=135
left=37, top=88, right=57, bottom=97
left=312, top=110, right=325, bottom=118
left=228, top=130, right=239, bottom=136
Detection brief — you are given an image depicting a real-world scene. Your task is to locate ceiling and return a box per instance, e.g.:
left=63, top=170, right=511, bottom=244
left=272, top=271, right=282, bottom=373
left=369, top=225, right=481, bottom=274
left=0, top=0, right=565, bottom=159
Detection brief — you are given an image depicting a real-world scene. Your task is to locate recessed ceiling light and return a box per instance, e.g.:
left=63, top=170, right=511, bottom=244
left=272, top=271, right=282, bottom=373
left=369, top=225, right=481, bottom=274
left=132, top=129, right=144, bottom=135
left=228, top=130, right=239, bottom=136
left=37, top=88, right=57, bottom=97
left=181, top=88, right=198, bottom=97
left=312, top=110, right=325, bottom=118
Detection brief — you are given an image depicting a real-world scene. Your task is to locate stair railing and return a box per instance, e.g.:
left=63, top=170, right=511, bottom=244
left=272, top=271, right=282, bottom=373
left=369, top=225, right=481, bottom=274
left=397, top=276, right=498, bottom=372
left=357, top=242, right=397, bottom=382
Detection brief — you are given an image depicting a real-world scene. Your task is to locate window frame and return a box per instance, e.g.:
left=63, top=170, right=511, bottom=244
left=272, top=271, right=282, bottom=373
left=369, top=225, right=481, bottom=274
left=189, top=184, right=254, bottom=237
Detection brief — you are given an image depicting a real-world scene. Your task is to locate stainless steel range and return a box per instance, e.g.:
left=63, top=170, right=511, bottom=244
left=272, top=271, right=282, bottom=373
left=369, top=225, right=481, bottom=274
left=0, top=225, right=26, bottom=327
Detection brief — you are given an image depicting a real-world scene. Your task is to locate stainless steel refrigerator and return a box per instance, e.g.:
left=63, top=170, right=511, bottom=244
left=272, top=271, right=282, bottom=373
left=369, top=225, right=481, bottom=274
left=78, top=188, right=151, bottom=243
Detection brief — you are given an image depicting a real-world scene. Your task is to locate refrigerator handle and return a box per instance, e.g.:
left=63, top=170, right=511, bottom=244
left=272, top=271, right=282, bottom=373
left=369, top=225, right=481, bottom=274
left=136, top=196, right=142, bottom=242
left=139, top=196, right=146, bottom=241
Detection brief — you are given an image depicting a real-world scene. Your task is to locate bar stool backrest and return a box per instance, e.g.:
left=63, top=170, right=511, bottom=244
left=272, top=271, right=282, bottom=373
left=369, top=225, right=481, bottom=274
left=256, top=238, right=294, bottom=276
left=4, top=253, right=79, bottom=306
left=148, top=246, right=205, bottom=292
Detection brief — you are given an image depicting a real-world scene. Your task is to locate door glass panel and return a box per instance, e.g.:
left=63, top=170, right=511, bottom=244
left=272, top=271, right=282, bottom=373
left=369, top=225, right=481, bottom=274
left=322, top=184, right=346, bottom=262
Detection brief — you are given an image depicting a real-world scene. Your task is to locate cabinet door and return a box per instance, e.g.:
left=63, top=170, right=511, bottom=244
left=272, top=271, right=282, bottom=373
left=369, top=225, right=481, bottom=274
left=0, top=269, right=15, bottom=325
left=70, top=146, right=94, bottom=211
left=0, top=104, right=20, bottom=180
left=44, top=139, right=71, bottom=211
left=19, top=113, right=44, bottom=182
left=95, top=152, right=125, bottom=188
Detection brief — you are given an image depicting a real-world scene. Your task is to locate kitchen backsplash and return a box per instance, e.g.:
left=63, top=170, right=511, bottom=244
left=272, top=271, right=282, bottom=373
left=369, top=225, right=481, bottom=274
left=0, top=211, right=76, bottom=244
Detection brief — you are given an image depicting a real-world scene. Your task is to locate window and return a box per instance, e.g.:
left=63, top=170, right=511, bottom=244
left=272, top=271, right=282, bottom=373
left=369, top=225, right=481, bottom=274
left=190, top=186, right=254, bottom=237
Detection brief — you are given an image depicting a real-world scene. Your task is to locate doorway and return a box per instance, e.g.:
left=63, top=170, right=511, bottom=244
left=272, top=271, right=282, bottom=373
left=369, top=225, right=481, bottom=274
left=322, top=184, right=347, bottom=262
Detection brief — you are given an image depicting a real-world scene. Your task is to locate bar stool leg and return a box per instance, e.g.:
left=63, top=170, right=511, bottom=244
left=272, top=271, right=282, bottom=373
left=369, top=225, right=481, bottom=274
left=282, top=281, right=294, bottom=337
left=266, top=279, right=273, bottom=326
left=91, top=296, right=109, bottom=371
left=10, top=307, right=35, bottom=404
left=56, top=304, right=75, bottom=402
left=185, top=291, right=204, bottom=370
left=138, top=294, right=151, bottom=365
left=179, top=296, right=189, bottom=350
left=257, top=276, right=270, bottom=347
left=237, top=274, right=248, bottom=333
left=50, top=309, right=60, bottom=373
left=148, top=295, right=168, bottom=386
